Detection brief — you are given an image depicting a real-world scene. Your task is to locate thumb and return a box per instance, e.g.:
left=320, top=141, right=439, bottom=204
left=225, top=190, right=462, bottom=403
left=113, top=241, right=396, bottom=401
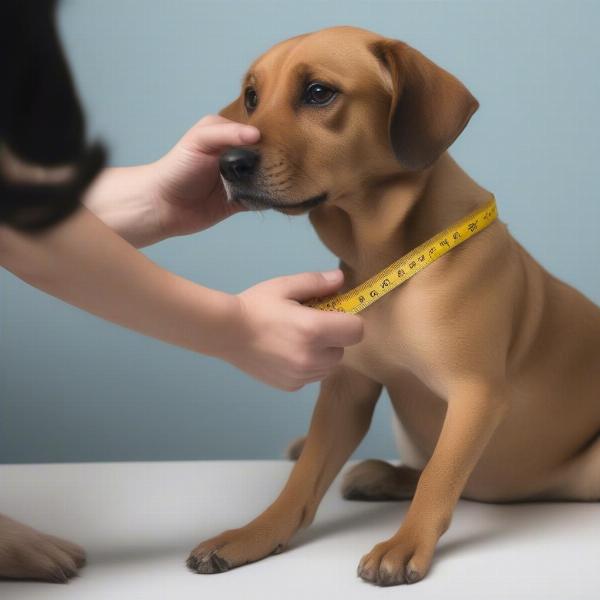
left=182, top=122, right=260, bottom=156
left=270, top=270, right=344, bottom=302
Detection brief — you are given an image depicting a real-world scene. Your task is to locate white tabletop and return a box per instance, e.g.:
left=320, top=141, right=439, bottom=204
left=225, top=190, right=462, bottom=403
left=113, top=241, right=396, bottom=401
left=1, top=460, right=598, bottom=599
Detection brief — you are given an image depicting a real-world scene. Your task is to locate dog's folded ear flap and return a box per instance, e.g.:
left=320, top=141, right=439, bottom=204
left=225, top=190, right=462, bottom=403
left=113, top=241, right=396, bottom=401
left=219, top=97, right=244, bottom=121
left=371, top=40, right=478, bottom=171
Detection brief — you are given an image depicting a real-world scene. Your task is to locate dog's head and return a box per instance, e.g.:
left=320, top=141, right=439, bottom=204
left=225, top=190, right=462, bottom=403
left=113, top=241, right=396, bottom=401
left=219, top=26, right=478, bottom=214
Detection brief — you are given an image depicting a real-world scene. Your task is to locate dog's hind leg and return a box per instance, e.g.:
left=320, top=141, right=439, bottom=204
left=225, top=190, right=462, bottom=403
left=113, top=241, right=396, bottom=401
left=342, top=460, right=420, bottom=501
left=543, top=433, right=600, bottom=502
left=285, top=435, right=306, bottom=461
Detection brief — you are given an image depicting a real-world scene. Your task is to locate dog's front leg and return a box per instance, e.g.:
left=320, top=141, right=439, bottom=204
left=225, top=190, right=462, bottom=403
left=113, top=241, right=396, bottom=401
left=358, top=378, right=510, bottom=586
left=187, top=367, right=381, bottom=574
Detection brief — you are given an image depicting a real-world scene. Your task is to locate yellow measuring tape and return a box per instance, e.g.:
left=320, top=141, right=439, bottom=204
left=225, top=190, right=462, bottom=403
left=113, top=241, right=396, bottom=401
left=305, top=196, right=497, bottom=314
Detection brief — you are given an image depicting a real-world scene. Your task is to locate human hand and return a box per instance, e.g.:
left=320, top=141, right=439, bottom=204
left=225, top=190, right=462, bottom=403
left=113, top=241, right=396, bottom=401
left=220, top=269, right=364, bottom=391
left=151, top=115, right=260, bottom=238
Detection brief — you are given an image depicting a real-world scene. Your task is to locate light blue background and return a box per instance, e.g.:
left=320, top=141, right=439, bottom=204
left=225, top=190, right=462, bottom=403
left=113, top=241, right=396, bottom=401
left=1, top=0, right=599, bottom=463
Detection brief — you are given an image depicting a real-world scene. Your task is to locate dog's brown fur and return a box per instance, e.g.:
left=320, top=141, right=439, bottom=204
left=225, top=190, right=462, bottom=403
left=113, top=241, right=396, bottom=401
left=186, top=26, right=600, bottom=585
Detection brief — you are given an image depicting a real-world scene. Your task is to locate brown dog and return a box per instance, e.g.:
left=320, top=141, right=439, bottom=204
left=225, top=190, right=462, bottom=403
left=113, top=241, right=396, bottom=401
left=186, top=26, right=600, bottom=585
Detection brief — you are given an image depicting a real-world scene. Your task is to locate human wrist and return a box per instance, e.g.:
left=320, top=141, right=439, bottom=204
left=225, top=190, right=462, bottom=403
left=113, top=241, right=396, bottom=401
left=202, top=292, right=253, bottom=363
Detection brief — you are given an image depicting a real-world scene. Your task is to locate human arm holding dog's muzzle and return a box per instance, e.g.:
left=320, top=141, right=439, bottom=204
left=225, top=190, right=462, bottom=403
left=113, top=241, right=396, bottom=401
left=84, top=115, right=259, bottom=247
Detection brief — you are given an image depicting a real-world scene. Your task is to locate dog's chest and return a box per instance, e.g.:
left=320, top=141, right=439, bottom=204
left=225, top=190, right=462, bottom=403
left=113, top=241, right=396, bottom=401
left=338, top=268, right=454, bottom=398
left=341, top=293, right=419, bottom=383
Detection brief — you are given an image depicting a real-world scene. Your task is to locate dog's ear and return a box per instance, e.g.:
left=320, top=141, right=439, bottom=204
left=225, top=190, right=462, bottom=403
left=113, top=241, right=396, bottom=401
left=371, top=40, right=478, bottom=170
left=219, top=97, right=245, bottom=121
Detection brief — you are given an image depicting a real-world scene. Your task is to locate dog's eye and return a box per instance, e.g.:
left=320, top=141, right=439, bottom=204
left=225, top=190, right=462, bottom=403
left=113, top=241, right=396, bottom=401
left=304, top=82, right=337, bottom=106
left=245, top=87, right=258, bottom=112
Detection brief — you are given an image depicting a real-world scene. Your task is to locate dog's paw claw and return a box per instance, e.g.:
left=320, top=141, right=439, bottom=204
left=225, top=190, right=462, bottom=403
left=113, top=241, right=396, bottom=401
left=187, top=551, right=231, bottom=574
left=272, top=543, right=285, bottom=555
left=405, top=565, right=423, bottom=584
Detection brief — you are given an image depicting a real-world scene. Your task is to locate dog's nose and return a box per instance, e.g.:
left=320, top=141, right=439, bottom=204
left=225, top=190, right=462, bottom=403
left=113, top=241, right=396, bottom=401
left=219, top=148, right=260, bottom=183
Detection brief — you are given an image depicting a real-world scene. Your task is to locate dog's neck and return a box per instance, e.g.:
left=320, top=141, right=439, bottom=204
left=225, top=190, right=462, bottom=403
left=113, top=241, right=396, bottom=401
left=309, top=153, right=490, bottom=279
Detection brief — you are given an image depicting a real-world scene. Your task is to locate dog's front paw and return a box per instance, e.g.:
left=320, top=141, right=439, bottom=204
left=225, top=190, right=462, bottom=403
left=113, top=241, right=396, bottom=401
left=187, top=524, right=288, bottom=575
left=0, top=514, right=86, bottom=582
left=357, top=526, right=437, bottom=586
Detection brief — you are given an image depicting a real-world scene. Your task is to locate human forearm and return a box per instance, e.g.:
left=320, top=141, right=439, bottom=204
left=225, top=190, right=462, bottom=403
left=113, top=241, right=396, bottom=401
left=83, top=163, right=167, bottom=248
left=0, top=207, right=239, bottom=357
